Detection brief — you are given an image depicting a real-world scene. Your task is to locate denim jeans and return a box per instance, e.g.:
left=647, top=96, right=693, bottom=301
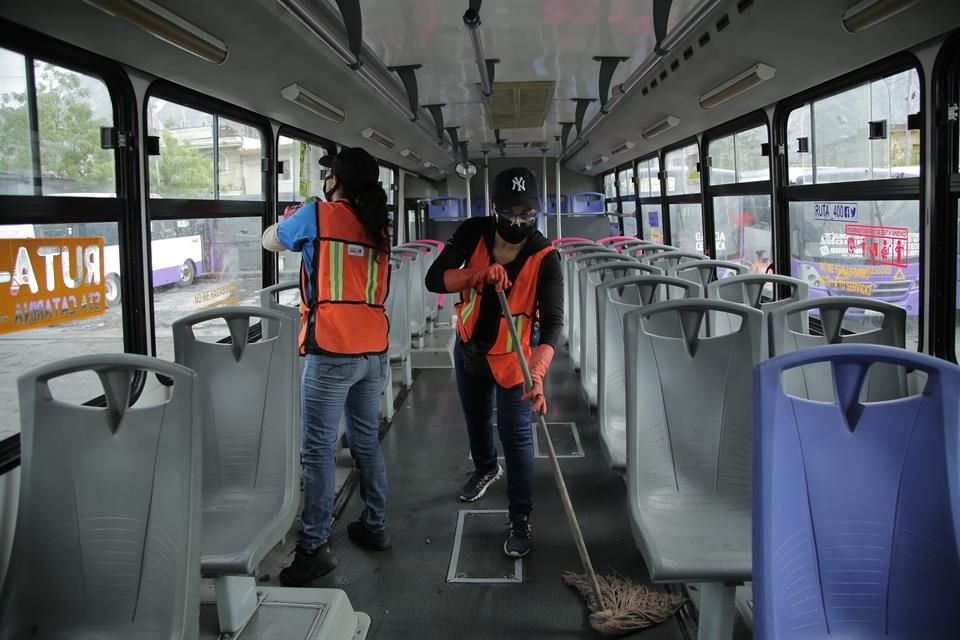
left=299, top=352, right=388, bottom=551
left=454, top=340, right=534, bottom=519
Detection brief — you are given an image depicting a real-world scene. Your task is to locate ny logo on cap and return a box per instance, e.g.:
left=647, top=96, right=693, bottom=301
left=512, top=177, right=526, bottom=192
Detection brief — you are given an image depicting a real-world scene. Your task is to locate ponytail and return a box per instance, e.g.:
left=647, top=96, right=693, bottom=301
left=342, top=179, right=390, bottom=254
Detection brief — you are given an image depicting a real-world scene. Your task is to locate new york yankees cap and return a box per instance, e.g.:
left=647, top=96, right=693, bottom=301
left=492, top=167, right=540, bottom=212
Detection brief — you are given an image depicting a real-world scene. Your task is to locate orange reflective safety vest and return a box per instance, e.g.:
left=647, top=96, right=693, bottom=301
left=455, top=239, right=552, bottom=389
left=298, top=201, right=390, bottom=356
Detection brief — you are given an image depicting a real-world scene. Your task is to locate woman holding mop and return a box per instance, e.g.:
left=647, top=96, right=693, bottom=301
left=425, top=167, right=563, bottom=558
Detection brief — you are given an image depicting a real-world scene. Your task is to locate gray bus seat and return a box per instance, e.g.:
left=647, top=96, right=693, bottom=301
left=624, top=299, right=761, bottom=640
left=398, top=241, right=439, bottom=328
left=706, top=274, right=808, bottom=354
left=670, top=259, right=747, bottom=291
left=644, top=250, right=706, bottom=271
left=1, top=354, right=202, bottom=640
left=629, top=243, right=678, bottom=260
left=596, top=276, right=700, bottom=471
left=767, top=296, right=907, bottom=402
left=392, top=248, right=428, bottom=347
left=558, top=246, right=610, bottom=344
left=568, top=252, right=634, bottom=370
left=609, top=239, right=650, bottom=253
left=258, top=281, right=301, bottom=339
left=386, top=256, right=413, bottom=387
left=173, top=307, right=299, bottom=578
left=579, top=263, right=663, bottom=407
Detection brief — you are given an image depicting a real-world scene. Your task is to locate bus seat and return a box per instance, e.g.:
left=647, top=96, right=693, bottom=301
left=596, top=276, right=698, bottom=471
left=258, top=281, right=300, bottom=340
left=387, top=257, right=413, bottom=388
left=0, top=355, right=202, bottom=640
left=645, top=250, right=707, bottom=272
left=753, top=344, right=960, bottom=639
left=391, top=248, right=428, bottom=348
left=567, top=252, right=633, bottom=370
left=551, top=236, right=594, bottom=246
left=706, top=274, right=808, bottom=354
left=609, top=239, right=651, bottom=253
left=557, top=244, right=604, bottom=344
left=578, top=263, right=662, bottom=407
left=399, top=241, right=440, bottom=328
left=173, top=307, right=298, bottom=576
left=597, top=235, right=637, bottom=246
left=624, top=299, right=761, bottom=639
left=629, top=243, right=679, bottom=260
left=767, top=297, right=906, bottom=402
left=671, top=259, right=748, bottom=291
left=571, top=192, right=605, bottom=213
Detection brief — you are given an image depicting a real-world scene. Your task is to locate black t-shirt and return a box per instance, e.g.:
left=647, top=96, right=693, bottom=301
left=424, top=217, right=563, bottom=377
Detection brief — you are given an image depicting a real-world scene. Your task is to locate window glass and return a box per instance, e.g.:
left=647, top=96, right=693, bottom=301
left=618, top=167, right=635, bottom=196
left=603, top=173, right=617, bottom=199
left=788, top=200, right=920, bottom=350
left=647, top=156, right=662, bottom=197
left=0, top=48, right=32, bottom=195
left=151, top=216, right=263, bottom=361
left=1, top=222, right=124, bottom=440
left=379, top=165, right=395, bottom=206
left=34, top=61, right=116, bottom=196
left=787, top=105, right=813, bottom=185
left=277, top=135, right=328, bottom=202
left=709, top=134, right=736, bottom=186
left=956, top=201, right=960, bottom=360
left=669, top=203, right=703, bottom=253
left=641, top=204, right=664, bottom=244
left=217, top=117, right=263, bottom=200
left=712, top=195, right=772, bottom=270
left=665, top=143, right=700, bottom=195
left=621, top=200, right=637, bottom=236
left=148, top=99, right=215, bottom=199
left=735, top=125, right=770, bottom=182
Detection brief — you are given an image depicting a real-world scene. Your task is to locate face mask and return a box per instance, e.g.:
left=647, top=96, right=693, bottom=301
left=323, top=177, right=338, bottom=202
left=495, top=213, right=536, bottom=244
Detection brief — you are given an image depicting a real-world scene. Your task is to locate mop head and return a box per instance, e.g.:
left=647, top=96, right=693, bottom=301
left=562, top=571, right=687, bottom=636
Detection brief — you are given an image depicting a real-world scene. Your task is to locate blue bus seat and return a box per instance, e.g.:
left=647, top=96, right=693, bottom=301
left=546, top=194, right=570, bottom=214
left=579, top=262, right=663, bottom=407
left=1, top=355, right=202, bottom=640
left=596, top=275, right=698, bottom=471
left=571, top=191, right=605, bottom=213
left=753, top=344, right=960, bottom=639
left=624, top=299, right=762, bottom=639
left=426, top=197, right=464, bottom=220
left=767, top=297, right=906, bottom=402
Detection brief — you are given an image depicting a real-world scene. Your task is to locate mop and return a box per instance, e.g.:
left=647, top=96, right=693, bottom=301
left=496, top=290, right=685, bottom=635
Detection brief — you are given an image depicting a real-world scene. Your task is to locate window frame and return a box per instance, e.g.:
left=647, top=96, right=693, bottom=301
left=635, top=152, right=663, bottom=242
left=275, top=124, right=337, bottom=214
left=0, top=18, right=144, bottom=456
left=701, top=110, right=774, bottom=266
left=932, top=31, right=960, bottom=360
left=771, top=51, right=926, bottom=350
left=658, top=136, right=704, bottom=251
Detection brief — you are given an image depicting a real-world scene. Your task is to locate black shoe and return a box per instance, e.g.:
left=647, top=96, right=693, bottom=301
left=279, top=543, right=339, bottom=586
left=504, top=515, right=532, bottom=558
left=347, top=520, right=392, bottom=550
left=459, top=464, right=503, bottom=502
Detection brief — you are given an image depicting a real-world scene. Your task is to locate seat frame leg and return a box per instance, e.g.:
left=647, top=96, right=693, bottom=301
left=215, top=575, right=259, bottom=633
left=402, top=355, right=413, bottom=386
left=381, top=365, right=395, bottom=421
left=697, top=582, right=736, bottom=640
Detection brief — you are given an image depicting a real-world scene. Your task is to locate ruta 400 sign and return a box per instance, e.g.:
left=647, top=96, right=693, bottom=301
left=0, top=237, right=106, bottom=334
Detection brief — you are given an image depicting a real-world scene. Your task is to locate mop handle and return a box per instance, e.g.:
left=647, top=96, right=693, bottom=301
left=496, top=290, right=606, bottom=612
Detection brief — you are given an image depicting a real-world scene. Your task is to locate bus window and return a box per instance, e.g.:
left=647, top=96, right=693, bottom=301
left=665, top=143, right=700, bottom=196
left=622, top=200, right=637, bottom=236
left=0, top=222, right=124, bottom=441
left=641, top=205, right=664, bottom=244
left=218, top=118, right=264, bottom=200
left=603, top=173, right=617, bottom=199
left=148, top=100, right=216, bottom=199
left=379, top=165, right=396, bottom=206
left=670, top=203, right=704, bottom=253
left=278, top=136, right=328, bottom=202
left=0, top=48, right=31, bottom=195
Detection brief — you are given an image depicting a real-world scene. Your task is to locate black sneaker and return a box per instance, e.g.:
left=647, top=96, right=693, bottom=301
left=279, top=543, right=339, bottom=586
left=459, top=464, right=503, bottom=502
left=504, top=515, right=532, bottom=558
left=347, top=520, right=392, bottom=550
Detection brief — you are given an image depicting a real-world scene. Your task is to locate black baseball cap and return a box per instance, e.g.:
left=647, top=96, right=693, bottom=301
left=492, top=167, right=540, bottom=212
left=319, top=147, right=380, bottom=187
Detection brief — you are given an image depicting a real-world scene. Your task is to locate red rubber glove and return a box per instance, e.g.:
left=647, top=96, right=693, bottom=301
left=522, top=344, right=555, bottom=415
left=443, top=264, right=511, bottom=293
left=282, top=203, right=301, bottom=220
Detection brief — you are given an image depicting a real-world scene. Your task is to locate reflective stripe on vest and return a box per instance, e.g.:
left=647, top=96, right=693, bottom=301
left=454, top=239, right=553, bottom=388
left=298, top=201, right=391, bottom=356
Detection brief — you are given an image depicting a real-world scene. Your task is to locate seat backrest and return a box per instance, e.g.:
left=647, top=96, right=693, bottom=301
left=386, top=257, right=412, bottom=359
left=596, top=276, right=701, bottom=465
left=1, top=355, right=201, bottom=640
left=398, top=242, right=438, bottom=322
left=567, top=253, right=634, bottom=365
left=552, top=236, right=594, bottom=246
left=623, top=299, right=761, bottom=501
left=258, top=281, right=300, bottom=339
left=670, top=259, right=748, bottom=289
left=597, top=235, right=637, bottom=245
left=392, top=248, right=427, bottom=337
left=767, top=297, right=907, bottom=401
left=707, top=274, right=808, bottom=350
left=629, top=243, right=679, bottom=261
left=173, top=307, right=298, bottom=499
left=753, top=344, right=960, bottom=639
left=644, top=250, right=706, bottom=271
left=609, top=239, right=650, bottom=253
left=559, top=246, right=609, bottom=342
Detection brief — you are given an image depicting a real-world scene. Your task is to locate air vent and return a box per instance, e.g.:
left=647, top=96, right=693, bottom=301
left=659, top=70, right=668, bottom=81
left=670, top=60, right=680, bottom=72
left=484, top=81, right=556, bottom=129
left=737, top=0, right=754, bottom=13
left=683, top=47, right=694, bottom=60
left=699, top=32, right=711, bottom=47
left=717, top=14, right=730, bottom=31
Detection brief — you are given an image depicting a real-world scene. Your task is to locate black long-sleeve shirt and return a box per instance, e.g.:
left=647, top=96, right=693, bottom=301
left=425, top=217, right=563, bottom=378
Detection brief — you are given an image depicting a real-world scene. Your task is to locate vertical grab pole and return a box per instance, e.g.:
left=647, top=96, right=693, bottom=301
left=483, top=150, right=490, bottom=216
left=465, top=163, right=472, bottom=218
left=554, top=139, right=563, bottom=239
left=541, top=147, right=550, bottom=237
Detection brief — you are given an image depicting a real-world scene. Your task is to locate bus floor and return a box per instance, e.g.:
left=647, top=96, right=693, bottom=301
left=259, top=352, right=687, bottom=640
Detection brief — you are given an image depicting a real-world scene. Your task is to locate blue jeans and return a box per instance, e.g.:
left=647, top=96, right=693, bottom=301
left=454, top=340, right=534, bottom=519
left=299, top=353, right=388, bottom=551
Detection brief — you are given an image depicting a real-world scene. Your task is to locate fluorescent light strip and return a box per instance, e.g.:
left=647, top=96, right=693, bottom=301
left=641, top=115, right=680, bottom=140
left=400, top=148, right=423, bottom=163
left=611, top=141, right=635, bottom=156
left=281, top=83, right=345, bottom=124
left=361, top=127, right=395, bottom=150
left=842, top=0, right=923, bottom=33
left=699, top=63, right=775, bottom=109
left=83, top=0, right=227, bottom=64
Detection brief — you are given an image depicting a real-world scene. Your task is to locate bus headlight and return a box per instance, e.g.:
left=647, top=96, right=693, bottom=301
left=800, top=263, right=824, bottom=289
